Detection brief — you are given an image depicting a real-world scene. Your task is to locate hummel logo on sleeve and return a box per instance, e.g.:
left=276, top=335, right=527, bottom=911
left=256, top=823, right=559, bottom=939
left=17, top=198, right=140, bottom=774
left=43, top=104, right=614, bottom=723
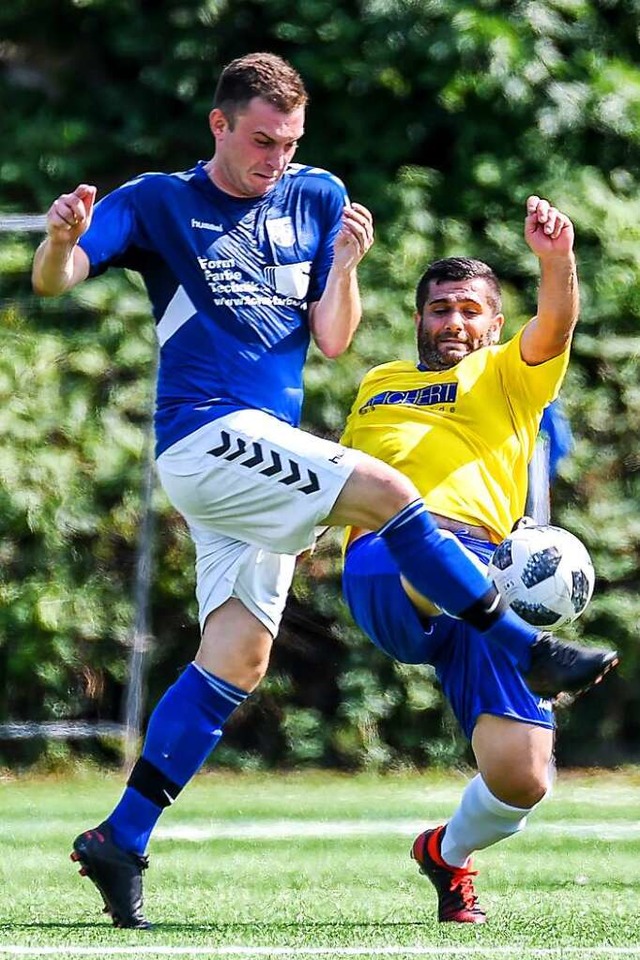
left=191, top=218, right=224, bottom=232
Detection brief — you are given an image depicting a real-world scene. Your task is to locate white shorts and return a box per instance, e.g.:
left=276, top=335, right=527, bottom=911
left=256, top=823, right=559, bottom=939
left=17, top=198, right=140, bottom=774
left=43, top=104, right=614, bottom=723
left=156, top=409, right=361, bottom=634
left=188, top=524, right=297, bottom=637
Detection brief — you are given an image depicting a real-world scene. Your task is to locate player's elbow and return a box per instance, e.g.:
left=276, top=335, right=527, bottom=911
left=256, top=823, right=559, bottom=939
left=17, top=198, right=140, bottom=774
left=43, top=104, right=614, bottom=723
left=31, top=258, right=68, bottom=297
left=31, top=274, right=56, bottom=297
left=309, top=299, right=360, bottom=358
left=319, top=342, right=349, bottom=359
left=314, top=332, right=354, bottom=359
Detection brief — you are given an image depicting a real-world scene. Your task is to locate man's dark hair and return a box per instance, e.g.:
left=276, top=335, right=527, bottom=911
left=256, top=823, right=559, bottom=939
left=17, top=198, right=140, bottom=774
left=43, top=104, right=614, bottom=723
left=213, top=52, right=308, bottom=126
left=415, top=257, right=502, bottom=315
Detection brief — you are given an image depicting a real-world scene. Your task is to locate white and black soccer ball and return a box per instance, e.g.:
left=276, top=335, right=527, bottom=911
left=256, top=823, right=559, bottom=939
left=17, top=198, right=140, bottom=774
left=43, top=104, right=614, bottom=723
left=488, top=522, right=595, bottom=630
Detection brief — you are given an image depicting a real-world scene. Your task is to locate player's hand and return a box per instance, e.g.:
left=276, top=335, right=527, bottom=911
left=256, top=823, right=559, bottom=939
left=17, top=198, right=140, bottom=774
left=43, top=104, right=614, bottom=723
left=524, top=195, right=574, bottom=259
left=46, top=184, right=97, bottom=245
left=333, top=202, right=374, bottom=271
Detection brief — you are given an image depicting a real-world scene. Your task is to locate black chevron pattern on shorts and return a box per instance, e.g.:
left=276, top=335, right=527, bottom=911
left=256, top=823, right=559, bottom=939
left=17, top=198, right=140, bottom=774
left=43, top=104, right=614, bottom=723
left=206, top=431, right=321, bottom=495
left=260, top=450, right=282, bottom=477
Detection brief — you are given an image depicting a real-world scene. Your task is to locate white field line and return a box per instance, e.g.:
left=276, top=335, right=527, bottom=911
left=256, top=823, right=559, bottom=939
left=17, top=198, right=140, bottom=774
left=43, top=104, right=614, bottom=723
left=1, top=948, right=640, bottom=957
left=2, top=819, right=637, bottom=845
left=152, top=819, right=640, bottom=842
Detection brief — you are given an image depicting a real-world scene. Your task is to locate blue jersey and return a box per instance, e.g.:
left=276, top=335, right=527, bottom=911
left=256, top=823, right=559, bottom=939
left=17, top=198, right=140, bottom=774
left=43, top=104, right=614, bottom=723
left=79, top=161, right=348, bottom=455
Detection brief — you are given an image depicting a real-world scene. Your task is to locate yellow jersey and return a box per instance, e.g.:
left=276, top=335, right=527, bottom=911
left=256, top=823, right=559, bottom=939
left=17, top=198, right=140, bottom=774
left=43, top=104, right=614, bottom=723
left=341, top=329, right=570, bottom=543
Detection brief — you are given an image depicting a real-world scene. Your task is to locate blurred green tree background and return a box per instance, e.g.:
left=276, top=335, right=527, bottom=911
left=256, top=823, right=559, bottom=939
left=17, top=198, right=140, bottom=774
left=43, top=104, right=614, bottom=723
left=1, top=0, right=639, bottom=768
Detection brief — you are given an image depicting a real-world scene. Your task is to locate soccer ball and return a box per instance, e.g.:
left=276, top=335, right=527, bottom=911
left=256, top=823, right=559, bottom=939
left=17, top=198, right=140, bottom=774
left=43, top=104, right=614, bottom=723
left=487, top=522, right=595, bottom=630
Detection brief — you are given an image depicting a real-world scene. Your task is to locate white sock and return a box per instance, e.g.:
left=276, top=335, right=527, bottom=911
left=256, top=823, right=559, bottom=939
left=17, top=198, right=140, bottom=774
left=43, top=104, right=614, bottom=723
left=440, top=774, right=535, bottom=867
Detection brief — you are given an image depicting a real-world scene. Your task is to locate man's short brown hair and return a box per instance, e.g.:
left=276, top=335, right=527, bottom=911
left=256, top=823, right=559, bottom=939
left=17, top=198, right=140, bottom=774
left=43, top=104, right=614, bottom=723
left=415, top=257, right=503, bottom=316
left=213, top=52, right=308, bottom=126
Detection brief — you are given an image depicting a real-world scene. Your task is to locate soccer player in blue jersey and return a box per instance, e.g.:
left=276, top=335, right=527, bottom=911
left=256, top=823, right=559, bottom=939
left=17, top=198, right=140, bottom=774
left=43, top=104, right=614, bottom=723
left=341, top=196, right=618, bottom=924
left=32, top=53, right=615, bottom=929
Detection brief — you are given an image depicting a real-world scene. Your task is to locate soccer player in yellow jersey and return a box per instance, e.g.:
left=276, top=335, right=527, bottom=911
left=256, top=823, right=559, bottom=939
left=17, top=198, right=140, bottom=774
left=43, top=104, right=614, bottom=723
left=341, top=196, right=615, bottom=924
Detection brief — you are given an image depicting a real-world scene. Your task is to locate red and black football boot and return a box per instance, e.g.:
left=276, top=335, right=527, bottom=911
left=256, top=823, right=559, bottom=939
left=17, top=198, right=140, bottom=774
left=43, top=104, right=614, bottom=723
left=411, top=825, right=486, bottom=924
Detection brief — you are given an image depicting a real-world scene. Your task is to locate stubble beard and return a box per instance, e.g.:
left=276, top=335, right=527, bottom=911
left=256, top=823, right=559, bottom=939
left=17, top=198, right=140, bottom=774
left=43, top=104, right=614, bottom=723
left=417, top=326, right=499, bottom=371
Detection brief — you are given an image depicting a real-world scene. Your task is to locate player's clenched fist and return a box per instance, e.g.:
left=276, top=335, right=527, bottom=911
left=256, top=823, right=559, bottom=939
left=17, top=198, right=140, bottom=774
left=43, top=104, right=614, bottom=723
left=47, top=184, right=97, bottom=244
left=524, top=195, right=575, bottom=258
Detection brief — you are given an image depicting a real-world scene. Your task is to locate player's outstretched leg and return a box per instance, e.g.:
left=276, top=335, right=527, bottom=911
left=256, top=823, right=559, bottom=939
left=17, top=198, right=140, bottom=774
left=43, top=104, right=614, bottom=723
left=411, top=826, right=486, bottom=924
left=378, top=501, right=619, bottom=697
left=525, top=633, right=619, bottom=697
left=71, top=822, right=151, bottom=929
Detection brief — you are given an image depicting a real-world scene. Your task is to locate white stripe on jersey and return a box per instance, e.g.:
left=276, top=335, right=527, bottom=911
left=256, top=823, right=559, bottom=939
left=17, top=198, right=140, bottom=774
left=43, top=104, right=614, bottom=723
left=156, top=284, right=197, bottom=346
left=284, top=162, right=347, bottom=192
left=169, top=169, right=198, bottom=181
left=120, top=169, right=196, bottom=190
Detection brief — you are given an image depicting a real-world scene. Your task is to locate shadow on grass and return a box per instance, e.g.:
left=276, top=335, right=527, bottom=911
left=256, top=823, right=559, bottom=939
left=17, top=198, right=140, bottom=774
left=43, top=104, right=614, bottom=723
left=0, top=919, right=442, bottom=933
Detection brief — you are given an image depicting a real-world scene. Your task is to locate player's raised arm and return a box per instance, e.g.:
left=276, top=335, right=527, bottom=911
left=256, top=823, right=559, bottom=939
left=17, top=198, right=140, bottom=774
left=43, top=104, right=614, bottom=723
left=308, top=202, right=374, bottom=358
left=519, top=195, right=579, bottom=366
left=32, top=183, right=96, bottom=296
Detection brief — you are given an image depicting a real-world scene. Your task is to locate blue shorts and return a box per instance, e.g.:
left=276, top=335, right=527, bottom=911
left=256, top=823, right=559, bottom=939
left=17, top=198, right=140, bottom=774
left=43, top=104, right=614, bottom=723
left=342, top=531, right=554, bottom=740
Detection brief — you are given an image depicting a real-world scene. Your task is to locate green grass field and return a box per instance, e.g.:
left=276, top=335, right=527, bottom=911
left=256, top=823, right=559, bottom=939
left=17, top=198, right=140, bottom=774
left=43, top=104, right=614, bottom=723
left=1, top=767, right=640, bottom=959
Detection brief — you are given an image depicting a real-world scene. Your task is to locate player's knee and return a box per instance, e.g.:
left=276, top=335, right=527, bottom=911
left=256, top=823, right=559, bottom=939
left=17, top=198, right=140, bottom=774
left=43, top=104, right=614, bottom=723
left=199, top=645, right=270, bottom=692
left=199, top=612, right=273, bottom=692
left=350, top=461, right=419, bottom=527
left=327, top=454, right=422, bottom=530
left=225, top=631, right=273, bottom=690
left=241, top=645, right=271, bottom=687
left=520, top=771, right=550, bottom=808
left=492, top=768, right=551, bottom=810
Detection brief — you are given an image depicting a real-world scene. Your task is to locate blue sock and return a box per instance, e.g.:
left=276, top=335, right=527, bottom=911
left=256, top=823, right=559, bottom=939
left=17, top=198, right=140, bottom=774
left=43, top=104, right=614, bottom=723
left=379, top=500, right=537, bottom=668
left=108, top=663, right=247, bottom=854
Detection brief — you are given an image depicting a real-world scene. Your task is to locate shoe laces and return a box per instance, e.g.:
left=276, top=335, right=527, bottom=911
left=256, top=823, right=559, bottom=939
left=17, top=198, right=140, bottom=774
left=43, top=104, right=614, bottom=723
left=449, top=865, right=479, bottom=909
